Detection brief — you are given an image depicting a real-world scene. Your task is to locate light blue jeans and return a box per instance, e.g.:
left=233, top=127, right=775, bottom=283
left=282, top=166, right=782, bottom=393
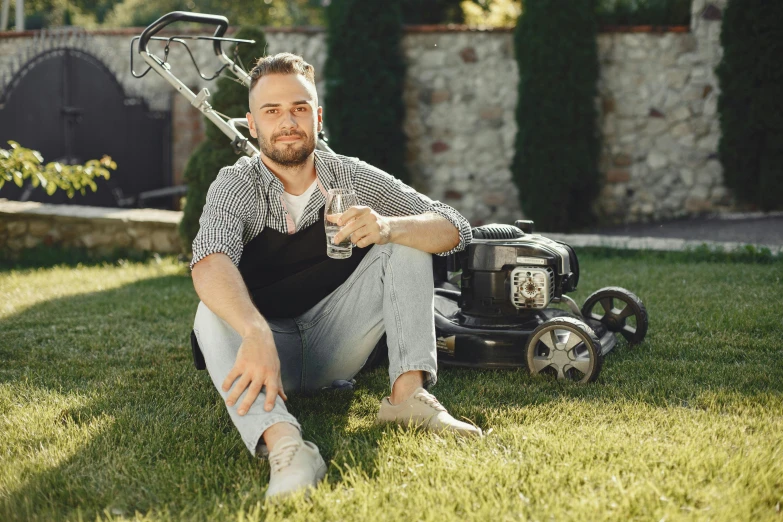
left=192, top=243, right=438, bottom=455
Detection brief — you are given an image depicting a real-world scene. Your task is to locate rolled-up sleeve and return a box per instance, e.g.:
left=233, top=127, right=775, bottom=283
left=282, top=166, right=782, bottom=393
left=353, top=161, right=472, bottom=256
left=190, top=168, right=259, bottom=269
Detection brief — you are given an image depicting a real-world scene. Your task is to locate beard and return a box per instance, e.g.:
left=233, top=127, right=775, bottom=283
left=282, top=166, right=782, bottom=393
left=257, top=127, right=317, bottom=168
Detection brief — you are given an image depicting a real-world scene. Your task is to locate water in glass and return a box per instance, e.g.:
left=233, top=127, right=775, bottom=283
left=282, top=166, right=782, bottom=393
left=324, top=188, right=358, bottom=259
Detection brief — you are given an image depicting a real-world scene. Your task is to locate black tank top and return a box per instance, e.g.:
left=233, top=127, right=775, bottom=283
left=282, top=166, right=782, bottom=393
left=238, top=210, right=369, bottom=318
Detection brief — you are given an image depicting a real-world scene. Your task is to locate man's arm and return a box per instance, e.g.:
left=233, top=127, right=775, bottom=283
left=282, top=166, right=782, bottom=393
left=334, top=209, right=459, bottom=254
left=350, top=160, right=472, bottom=255
left=192, top=252, right=286, bottom=415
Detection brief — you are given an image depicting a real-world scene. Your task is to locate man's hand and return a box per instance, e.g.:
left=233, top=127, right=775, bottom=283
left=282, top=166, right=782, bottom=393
left=333, top=206, right=392, bottom=248
left=222, top=330, right=287, bottom=415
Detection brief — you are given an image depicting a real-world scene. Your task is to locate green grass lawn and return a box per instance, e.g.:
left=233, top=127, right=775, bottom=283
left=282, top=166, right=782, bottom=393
left=1, top=253, right=781, bottom=521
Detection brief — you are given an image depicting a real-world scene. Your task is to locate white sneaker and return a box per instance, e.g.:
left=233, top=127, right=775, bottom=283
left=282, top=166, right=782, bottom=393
left=265, top=436, right=327, bottom=500
left=377, top=387, right=483, bottom=437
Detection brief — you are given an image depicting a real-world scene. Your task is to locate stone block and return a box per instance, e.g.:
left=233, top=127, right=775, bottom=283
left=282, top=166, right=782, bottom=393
left=705, top=159, right=723, bottom=181
left=81, top=232, right=113, bottom=248
left=606, top=169, right=631, bottom=183
left=703, top=96, right=717, bottom=116
left=7, top=238, right=23, bottom=251
left=676, top=35, right=698, bottom=55
left=27, top=220, right=51, bottom=237
left=24, top=235, right=41, bottom=249
left=114, top=232, right=132, bottom=248
left=151, top=230, right=173, bottom=253
left=482, top=192, right=507, bottom=206
left=649, top=108, right=666, bottom=119
left=431, top=141, right=450, bottom=154
left=459, top=47, right=478, bottom=63
left=418, top=50, right=446, bottom=69
left=431, top=89, right=451, bottom=104
left=613, top=154, right=632, bottom=167
left=628, top=48, right=647, bottom=61
left=666, top=70, right=690, bottom=90
left=671, top=122, right=692, bottom=137
left=646, top=118, right=669, bottom=136
left=670, top=106, right=691, bottom=122
left=479, top=107, right=503, bottom=121
left=7, top=221, right=27, bottom=237
left=647, top=151, right=669, bottom=170
left=685, top=197, right=712, bottom=213
left=697, top=134, right=719, bottom=151
left=678, top=135, right=696, bottom=148
left=134, top=236, right=153, bottom=251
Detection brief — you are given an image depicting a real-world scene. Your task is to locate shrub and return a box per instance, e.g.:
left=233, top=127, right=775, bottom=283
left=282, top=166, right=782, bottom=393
left=716, top=0, right=783, bottom=211
left=178, top=27, right=268, bottom=254
left=0, top=141, right=115, bottom=197
left=324, top=0, right=409, bottom=184
left=511, top=0, right=601, bottom=232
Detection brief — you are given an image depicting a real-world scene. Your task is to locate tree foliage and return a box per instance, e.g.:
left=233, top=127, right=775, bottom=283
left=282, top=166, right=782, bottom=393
left=716, top=0, right=783, bottom=211
left=511, top=0, right=601, bottom=232
left=0, top=141, right=115, bottom=198
left=324, top=0, right=409, bottom=183
left=178, top=27, right=268, bottom=254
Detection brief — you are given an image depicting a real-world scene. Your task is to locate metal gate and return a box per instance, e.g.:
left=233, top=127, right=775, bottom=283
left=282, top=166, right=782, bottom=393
left=0, top=46, right=171, bottom=208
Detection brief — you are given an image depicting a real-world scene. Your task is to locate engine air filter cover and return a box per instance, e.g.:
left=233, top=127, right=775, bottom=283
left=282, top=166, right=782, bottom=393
left=511, top=267, right=554, bottom=309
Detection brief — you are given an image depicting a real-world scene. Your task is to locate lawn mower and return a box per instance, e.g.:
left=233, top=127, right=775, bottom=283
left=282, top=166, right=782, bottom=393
left=134, top=12, right=649, bottom=384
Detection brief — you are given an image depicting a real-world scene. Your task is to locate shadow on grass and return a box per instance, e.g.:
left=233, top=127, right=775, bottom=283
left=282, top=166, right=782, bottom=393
left=0, top=275, right=388, bottom=520
left=1, top=256, right=782, bottom=520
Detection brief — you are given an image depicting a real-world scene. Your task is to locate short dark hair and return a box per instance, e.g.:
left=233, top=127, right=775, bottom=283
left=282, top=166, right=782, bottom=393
left=249, top=53, right=316, bottom=92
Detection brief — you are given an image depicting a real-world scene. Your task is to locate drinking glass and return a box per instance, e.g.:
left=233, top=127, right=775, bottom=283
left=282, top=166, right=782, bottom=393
left=324, top=188, right=359, bottom=259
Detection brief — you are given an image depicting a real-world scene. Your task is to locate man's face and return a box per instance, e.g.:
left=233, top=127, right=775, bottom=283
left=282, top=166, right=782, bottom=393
left=247, top=73, right=322, bottom=168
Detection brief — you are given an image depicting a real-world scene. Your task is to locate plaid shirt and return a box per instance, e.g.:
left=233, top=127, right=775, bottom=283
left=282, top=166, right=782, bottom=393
left=190, top=150, right=473, bottom=269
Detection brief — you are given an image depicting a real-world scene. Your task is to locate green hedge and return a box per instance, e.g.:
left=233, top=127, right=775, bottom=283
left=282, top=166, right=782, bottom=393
left=716, top=0, right=783, bottom=211
left=511, top=0, right=601, bottom=232
left=324, top=0, right=409, bottom=184
left=178, top=27, right=268, bottom=254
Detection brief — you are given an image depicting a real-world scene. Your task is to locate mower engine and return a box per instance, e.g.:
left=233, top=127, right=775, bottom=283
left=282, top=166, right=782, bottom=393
left=456, top=222, right=579, bottom=319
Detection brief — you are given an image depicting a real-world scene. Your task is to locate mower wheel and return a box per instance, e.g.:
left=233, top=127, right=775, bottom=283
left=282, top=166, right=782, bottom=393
left=525, top=317, right=603, bottom=383
left=581, top=287, right=648, bottom=346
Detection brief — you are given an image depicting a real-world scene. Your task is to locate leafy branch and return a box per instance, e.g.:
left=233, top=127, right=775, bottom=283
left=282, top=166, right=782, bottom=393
left=0, top=141, right=116, bottom=198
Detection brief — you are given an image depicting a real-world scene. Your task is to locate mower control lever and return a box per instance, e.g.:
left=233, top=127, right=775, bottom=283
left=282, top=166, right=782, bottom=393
left=139, top=11, right=229, bottom=57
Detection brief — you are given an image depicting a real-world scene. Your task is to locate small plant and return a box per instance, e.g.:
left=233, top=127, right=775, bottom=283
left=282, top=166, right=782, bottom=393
left=0, top=140, right=115, bottom=198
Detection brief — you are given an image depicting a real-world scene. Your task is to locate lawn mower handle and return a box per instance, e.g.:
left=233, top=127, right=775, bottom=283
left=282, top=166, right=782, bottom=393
left=139, top=11, right=229, bottom=57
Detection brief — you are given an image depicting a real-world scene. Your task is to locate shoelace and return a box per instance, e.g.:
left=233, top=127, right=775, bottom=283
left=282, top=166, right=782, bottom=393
left=269, top=439, right=301, bottom=473
left=413, top=390, right=447, bottom=412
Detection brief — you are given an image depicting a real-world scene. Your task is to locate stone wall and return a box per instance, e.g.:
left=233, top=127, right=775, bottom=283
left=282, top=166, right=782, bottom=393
left=597, top=0, right=728, bottom=223
left=0, top=1, right=729, bottom=229
left=0, top=199, right=182, bottom=257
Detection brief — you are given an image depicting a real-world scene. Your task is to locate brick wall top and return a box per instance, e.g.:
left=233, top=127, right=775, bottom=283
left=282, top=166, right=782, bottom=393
left=0, top=24, right=690, bottom=40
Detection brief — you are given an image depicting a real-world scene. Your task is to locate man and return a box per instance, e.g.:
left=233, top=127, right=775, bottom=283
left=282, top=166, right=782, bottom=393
left=190, top=52, right=481, bottom=500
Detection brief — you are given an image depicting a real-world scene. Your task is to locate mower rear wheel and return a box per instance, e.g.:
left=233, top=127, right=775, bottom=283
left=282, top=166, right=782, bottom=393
left=581, top=287, right=648, bottom=346
left=525, top=317, right=603, bottom=383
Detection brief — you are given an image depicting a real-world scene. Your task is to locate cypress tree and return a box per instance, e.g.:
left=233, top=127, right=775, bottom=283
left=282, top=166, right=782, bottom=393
left=716, top=0, right=783, bottom=211
left=511, top=1, right=601, bottom=232
left=179, top=27, right=267, bottom=253
left=324, top=0, right=409, bottom=183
